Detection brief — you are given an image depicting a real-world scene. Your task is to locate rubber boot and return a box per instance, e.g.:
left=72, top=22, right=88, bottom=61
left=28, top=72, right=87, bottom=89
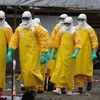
left=87, top=82, right=92, bottom=91
left=22, top=91, right=35, bottom=100
left=61, top=88, right=66, bottom=94
left=78, top=87, right=83, bottom=94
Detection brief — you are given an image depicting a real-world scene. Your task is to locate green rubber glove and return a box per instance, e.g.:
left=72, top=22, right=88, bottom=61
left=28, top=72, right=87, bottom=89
left=7, top=48, right=14, bottom=63
left=92, top=49, right=97, bottom=60
left=47, top=48, right=52, bottom=60
left=52, top=48, right=57, bottom=60
left=40, top=53, right=47, bottom=64
left=71, top=49, right=79, bottom=59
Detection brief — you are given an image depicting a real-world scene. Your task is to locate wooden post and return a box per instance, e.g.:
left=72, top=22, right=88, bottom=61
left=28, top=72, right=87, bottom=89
left=32, top=1, right=34, bottom=18
left=32, top=5, right=34, bottom=18
left=3, top=5, right=7, bottom=18
left=13, top=6, right=17, bottom=31
left=12, top=6, right=17, bottom=100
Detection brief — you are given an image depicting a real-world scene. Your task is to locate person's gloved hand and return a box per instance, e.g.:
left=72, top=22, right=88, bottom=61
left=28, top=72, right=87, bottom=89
left=47, top=48, right=52, bottom=60
left=71, top=49, right=79, bottom=59
left=92, top=49, right=97, bottom=60
left=6, top=48, right=14, bottom=63
left=52, top=48, right=57, bottom=60
left=40, top=53, right=47, bottom=64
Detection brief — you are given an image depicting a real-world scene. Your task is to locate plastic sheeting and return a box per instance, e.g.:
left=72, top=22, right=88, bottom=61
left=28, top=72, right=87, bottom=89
left=0, top=0, right=100, bottom=9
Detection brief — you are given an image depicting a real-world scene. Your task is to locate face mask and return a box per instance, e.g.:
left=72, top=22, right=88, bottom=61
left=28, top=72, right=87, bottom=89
left=22, top=17, right=31, bottom=25
left=59, top=18, right=64, bottom=24
left=22, top=20, right=29, bottom=25
left=78, top=20, right=85, bottom=26
left=66, top=25, right=71, bottom=30
left=59, top=21, right=63, bottom=25
left=64, top=23, right=71, bottom=30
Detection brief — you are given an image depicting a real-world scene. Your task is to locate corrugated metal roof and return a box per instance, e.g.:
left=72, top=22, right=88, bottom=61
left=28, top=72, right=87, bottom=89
left=0, top=0, right=100, bottom=9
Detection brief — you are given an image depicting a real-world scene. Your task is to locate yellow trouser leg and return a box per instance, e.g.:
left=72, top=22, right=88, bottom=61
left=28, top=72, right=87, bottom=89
left=75, top=75, right=85, bottom=88
left=56, top=83, right=64, bottom=88
left=37, top=84, right=44, bottom=91
left=25, top=86, right=36, bottom=92
left=37, top=64, right=45, bottom=91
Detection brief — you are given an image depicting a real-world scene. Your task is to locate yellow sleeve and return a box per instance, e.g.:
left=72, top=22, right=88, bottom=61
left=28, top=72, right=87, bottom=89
left=41, top=26, right=51, bottom=48
left=9, top=28, right=19, bottom=49
left=46, top=32, right=52, bottom=48
left=35, top=26, right=48, bottom=53
left=51, top=25, right=60, bottom=48
left=51, top=26, right=57, bottom=48
left=88, top=26, right=98, bottom=49
left=53, top=28, right=61, bottom=48
left=4, top=28, right=13, bottom=45
left=73, top=31, right=81, bottom=49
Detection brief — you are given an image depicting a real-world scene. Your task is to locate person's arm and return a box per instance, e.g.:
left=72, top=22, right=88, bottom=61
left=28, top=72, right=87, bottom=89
left=35, top=26, right=49, bottom=64
left=71, top=31, right=81, bottom=59
left=88, top=26, right=98, bottom=60
left=4, top=28, right=13, bottom=45
left=52, top=27, right=61, bottom=60
left=7, top=28, right=19, bottom=63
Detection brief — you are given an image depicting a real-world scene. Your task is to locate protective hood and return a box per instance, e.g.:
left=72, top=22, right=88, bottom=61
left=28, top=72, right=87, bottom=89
left=0, top=21, right=11, bottom=28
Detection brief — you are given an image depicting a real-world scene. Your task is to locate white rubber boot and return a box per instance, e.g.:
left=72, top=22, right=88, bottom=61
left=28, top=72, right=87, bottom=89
left=66, top=90, right=72, bottom=95
left=53, top=88, right=61, bottom=94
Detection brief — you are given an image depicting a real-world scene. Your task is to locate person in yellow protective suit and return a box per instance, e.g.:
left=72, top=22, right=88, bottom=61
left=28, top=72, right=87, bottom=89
left=33, top=18, right=51, bottom=93
left=48, top=14, right=68, bottom=77
left=50, top=17, right=81, bottom=95
left=17, top=17, right=51, bottom=93
left=6, top=11, right=48, bottom=99
left=48, top=14, right=68, bottom=92
left=0, top=10, right=13, bottom=96
left=74, top=13, right=98, bottom=94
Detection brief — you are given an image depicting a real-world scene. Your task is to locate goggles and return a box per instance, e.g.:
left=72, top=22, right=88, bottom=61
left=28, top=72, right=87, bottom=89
left=64, top=23, right=71, bottom=26
left=22, top=17, right=30, bottom=21
left=77, top=18, right=85, bottom=21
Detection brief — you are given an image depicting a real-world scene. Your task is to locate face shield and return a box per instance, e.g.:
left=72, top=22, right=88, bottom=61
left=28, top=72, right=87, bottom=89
left=59, top=14, right=68, bottom=24
left=22, top=17, right=31, bottom=25
left=59, top=18, right=64, bottom=24
left=22, top=11, right=32, bottom=25
left=63, top=17, right=73, bottom=30
left=64, top=22, right=71, bottom=30
left=78, top=14, right=87, bottom=26
left=77, top=18, right=85, bottom=26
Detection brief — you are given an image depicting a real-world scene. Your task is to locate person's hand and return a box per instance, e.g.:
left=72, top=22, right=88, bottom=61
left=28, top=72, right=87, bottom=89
left=92, top=49, right=97, bottom=60
left=6, top=48, right=14, bottom=63
left=71, top=49, right=79, bottom=59
left=40, top=53, right=47, bottom=64
left=47, top=48, right=52, bottom=60
left=52, top=48, right=57, bottom=60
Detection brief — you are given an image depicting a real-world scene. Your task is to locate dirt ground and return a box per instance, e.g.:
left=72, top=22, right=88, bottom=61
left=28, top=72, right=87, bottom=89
left=4, top=70, right=100, bottom=100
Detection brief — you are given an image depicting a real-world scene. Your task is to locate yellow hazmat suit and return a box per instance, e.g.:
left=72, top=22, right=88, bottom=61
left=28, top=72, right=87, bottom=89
left=37, top=25, right=51, bottom=92
left=48, top=24, right=62, bottom=77
left=17, top=24, right=51, bottom=92
left=0, top=23, right=13, bottom=89
left=9, top=25, right=48, bottom=89
left=50, top=29, right=81, bottom=91
left=75, top=26, right=98, bottom=87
